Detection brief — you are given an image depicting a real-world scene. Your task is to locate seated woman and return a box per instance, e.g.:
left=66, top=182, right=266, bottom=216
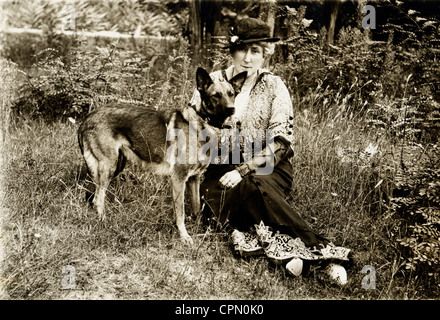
left=191, top=17, right=351, bottom=281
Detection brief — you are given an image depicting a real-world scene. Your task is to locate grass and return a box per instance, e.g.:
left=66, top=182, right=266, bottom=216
left=0, top=54, right=434, bottom=300
left=0, top=119, right=335, bottom=300
left=0, top=109, right=424, bottom=300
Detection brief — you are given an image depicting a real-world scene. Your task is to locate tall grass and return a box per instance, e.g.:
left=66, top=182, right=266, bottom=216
left=0, top=59, right=23, bottom=299
left=0, top=115, right=352, bottom=299
left=1, top=3, right=439, bottom=297
left=0, top=62, right=431, bottom=299
left=290, top=88, right=415, bottom=298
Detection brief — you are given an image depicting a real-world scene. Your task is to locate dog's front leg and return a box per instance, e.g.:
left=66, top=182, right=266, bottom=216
left=186, top=175, right=201, bottom=218
left=171, top=177, right=194, bottom=246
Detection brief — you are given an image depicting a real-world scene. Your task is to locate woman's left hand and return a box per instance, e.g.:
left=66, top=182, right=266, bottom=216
left=219, top=170, right=243, bottom=189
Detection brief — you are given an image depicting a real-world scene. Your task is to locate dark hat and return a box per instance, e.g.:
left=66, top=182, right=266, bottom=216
left=223, top=17, right=280, bottom=49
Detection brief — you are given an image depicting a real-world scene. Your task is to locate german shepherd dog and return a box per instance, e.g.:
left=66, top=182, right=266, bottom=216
left=78, top=68, right=247, bottom=245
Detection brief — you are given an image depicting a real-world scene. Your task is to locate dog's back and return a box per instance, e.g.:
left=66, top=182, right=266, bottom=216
left=79, top=103, right=172, bottom=174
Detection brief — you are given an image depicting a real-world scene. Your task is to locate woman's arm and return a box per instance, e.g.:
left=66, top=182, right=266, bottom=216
left=219, top=136, right=291, bottom=188
left=235, top=136, right=292, bottom=176
left=235, top=76, right=294, bottom=177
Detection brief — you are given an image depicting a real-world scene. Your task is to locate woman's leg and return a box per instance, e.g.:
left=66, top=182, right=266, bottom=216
left=201, top=160, right=328, bottom=248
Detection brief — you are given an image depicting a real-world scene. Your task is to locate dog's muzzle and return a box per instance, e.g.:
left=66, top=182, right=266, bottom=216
left=226, top=107, right=235, bottom=116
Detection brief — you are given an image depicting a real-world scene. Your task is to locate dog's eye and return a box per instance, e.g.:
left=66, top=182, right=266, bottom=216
left=228, top=91, right=234, bottom=97
left=213, top=93, right=221, bottom=99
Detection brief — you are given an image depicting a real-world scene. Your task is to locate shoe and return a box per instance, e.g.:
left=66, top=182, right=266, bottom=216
left=326, top=263, right=347, bottom=285
left=231, top=229, right=264, bottom=257
left=286, top=258, right=303, bottom=277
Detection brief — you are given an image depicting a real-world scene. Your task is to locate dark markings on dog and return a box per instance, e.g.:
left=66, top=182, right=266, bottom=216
left=78, top=68, right=247, bottom=245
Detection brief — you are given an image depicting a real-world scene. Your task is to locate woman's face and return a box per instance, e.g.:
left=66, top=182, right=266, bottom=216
left=231, top=43, right=265, bottom=78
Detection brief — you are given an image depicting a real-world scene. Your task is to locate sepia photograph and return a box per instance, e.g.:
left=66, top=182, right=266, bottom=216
left=0, top=0, right=439, bottom=306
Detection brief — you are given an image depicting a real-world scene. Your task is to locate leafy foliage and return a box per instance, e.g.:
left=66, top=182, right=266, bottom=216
left=273, top=3, right=439, bottom=118
left=2, top=0, right=186, bottom=36
left=2, top=0, right=440, bottom=297
left=270, top=2, right=440, bottom=292
left=12, top=38, right=192, bottom=121
left=392, top=143, right=440, bottom=284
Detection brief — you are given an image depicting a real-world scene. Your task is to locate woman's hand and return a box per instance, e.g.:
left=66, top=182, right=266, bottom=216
left=219, top=170, right=243, bottom=189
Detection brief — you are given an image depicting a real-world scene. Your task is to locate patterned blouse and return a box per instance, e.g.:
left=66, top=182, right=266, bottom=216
left=191, top=67, right=295, bottom=169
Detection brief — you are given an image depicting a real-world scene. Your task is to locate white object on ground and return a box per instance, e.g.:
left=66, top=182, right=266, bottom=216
left=286, top=258, right=303, bottom=277
left=326, top=263, right=348, bottom=285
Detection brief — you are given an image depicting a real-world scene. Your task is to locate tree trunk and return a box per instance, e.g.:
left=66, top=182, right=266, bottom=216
left=267, top=2, right=276, bottom=37
left=328, top=0, right=340, bottom=45
left=259, top=1, right=276, bottom=36
left=201, top=0, right=222, bottom=39
left=189, top=0, right=202, bottom=63
left=259, top=1, right=277, bottom=69
left=189, top=0, right=223, bottom=65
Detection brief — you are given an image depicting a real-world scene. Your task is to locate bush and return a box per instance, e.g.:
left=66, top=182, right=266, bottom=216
left=3, top=0, right=440, bottom=298
left=1, top=0, right=185, bottom=36
left=13, top=47, right=102, bottom=121
left=11, top=37, right=193, bottom=122
left=0, top=0, right=188, bottom=68
left=392, top=143, right=440, bottom=286
left=270, top=2, right=440, bottom=295
left=0, top=59, right=23, bottom=144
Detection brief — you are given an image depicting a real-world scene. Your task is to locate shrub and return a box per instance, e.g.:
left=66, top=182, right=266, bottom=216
left=0, top=59, right=23, bottom=143
left=1, top=0, right=185, bottom=36
left=13, top=47, right=103, bottom=121
left=11, top=37, right=193, bottom=122
left=271, top=2, right=439, bottom=295
left=392, top=143, right=440, bottom=287
left=0, top=0, right=188, bottom=67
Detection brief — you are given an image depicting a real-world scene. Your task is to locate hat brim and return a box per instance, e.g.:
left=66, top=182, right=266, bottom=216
left=222, top=37, right=280, bottom=49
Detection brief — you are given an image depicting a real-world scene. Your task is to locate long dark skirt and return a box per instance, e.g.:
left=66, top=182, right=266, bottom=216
left=200, top=158, right=328, bottom=248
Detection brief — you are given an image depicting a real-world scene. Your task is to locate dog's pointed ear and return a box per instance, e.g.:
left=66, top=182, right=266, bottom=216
left=196, top=67, right=213, bottom=92
left=229, top=71, right=247, bottom=95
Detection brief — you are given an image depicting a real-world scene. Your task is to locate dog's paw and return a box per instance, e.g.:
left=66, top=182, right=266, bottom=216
left=180, top=234, right=194, bottom=247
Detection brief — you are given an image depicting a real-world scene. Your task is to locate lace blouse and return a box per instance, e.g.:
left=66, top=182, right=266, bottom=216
left=190, top=67, right=295, bottom=172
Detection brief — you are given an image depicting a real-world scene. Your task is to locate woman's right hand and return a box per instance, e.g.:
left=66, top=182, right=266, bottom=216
left=219, top=170, right=243, bottom=189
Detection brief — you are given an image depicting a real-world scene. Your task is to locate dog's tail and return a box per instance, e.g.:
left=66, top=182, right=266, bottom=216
left=114, top=149, right=127, bottom=178
left=77, top=123, right=85, bottom=155
left=119, top=144, right=145, bottom=168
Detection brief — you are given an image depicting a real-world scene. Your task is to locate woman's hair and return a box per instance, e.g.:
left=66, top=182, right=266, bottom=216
left=229, top=41, right=276, bottom=57
left=259, top=41, right=276, bottom=57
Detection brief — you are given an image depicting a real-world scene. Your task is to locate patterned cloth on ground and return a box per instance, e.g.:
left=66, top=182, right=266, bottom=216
left=232, top=221, right=351, bottom=264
